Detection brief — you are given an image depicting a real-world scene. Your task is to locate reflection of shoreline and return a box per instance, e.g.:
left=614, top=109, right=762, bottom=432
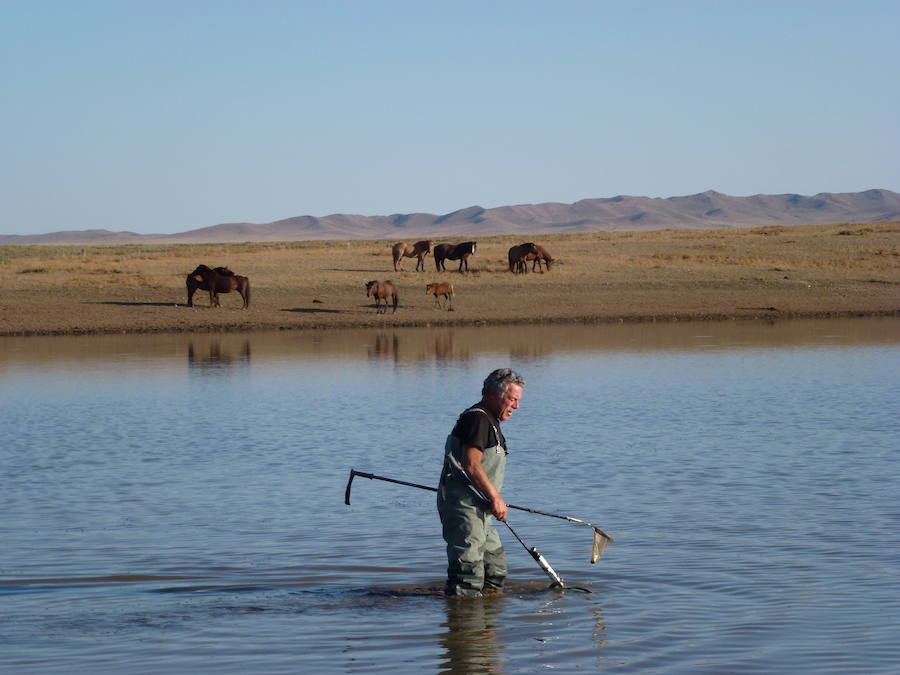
left=439, top=596, right=506, bottom=672
left=3, top=318, right=898, bottom=368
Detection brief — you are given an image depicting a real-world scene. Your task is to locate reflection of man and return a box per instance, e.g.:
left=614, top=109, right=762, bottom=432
left=437, top=368, right=525, bottom=598
left=440, top=595, right=505, bottom=669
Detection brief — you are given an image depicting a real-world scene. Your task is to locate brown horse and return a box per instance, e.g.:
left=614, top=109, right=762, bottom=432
left=434, top=241, right=477, bottom=272
left=365, top=280, right=399, bottom=314
left=527, top=244, right=554, bottom=272
left=508, top=242, right=540, bottom=274
left=186, top=265, right=250, bottom=308
left=392, top=240, right=433, bottom=272
left=425, top=282, right=454, bottom=310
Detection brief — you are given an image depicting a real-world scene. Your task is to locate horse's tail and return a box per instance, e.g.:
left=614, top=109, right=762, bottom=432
left=392, top=289, right=399, bottom=313
left=243, top=278, right=251, bottom=308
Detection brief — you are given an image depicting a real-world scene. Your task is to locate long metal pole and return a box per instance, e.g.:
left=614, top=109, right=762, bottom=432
left=345, top=469, right=612, bottom=541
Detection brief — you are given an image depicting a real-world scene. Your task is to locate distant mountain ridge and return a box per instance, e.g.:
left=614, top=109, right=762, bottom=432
left=3, top=189, right=898, bottom=245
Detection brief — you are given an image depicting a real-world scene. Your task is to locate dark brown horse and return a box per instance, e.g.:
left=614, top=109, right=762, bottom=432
left=508, top=242, right=540, bottom=274
left=425, top=281, right=454, bottom=310
left=527, top=244, right=554, bottom=272
left=365, top=280, right=399, bottom=314
left=186, top=265, right=250, bottom=308
left=434, top=241, right=477, bottom=272
left=391, top=240, right=433, bottom=272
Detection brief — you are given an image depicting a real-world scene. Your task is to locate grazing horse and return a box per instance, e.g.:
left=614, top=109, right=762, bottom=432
left=365, top=280, right=399, bottom=314
left=508, top=242, right=540, bottom=274
left=527, top=244, right=554, bottom=272
left=391, top=240, right=433, bottom=272
left=425, top=282, right=454, bottom=310
left=186, top=265, right=250, bottom=308
left=434, top=241, right=477, bottom=272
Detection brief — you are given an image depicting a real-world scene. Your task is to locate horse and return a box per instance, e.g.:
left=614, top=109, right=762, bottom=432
left=365, top=280, right=399, bottom=314
left=391, top=240, right=433, bottom=272
left=508, top=242, right=540, bottom=274
left=186, top=265, right=250, bottom=308
left=434, top=241, right=477, bottom=272
left=527, top=244, right=554, bottom=272
left=425, top=282, right=454, bottom=310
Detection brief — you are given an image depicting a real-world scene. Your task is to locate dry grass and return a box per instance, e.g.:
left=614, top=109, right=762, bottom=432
left=0, top=222, right=897, bottom=336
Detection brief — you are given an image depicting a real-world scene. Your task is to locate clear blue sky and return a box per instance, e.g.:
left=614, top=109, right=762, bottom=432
left=2, top=0, right=898, bottom=235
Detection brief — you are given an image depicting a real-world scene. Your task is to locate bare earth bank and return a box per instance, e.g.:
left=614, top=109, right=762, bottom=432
left=1, top=223, right=897, bottom=337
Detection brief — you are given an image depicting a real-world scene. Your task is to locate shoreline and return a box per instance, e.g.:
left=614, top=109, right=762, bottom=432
left=2, top=223, right=897, bottom=338
left=2, top=308, right=898, bottom=339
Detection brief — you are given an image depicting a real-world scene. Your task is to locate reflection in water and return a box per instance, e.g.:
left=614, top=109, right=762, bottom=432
left=187, top=339, right=251, bottom=370
left=434, top=331, right=471, bottom=363
left=367, top=332, right=400, bottom=362
left=365, top=330, right=475, bottom=363
left=3, top=318, right=898, bottom=371
left=509, top=342, right=552, bottom=363
left=591, top=607, right=608, bottom=648
left=439, top=596, right=505, bottom=673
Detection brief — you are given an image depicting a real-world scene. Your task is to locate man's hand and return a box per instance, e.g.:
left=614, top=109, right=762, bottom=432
left=490, top=496, right=508, bottom=522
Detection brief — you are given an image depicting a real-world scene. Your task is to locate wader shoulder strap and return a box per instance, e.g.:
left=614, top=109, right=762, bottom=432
left=467, top=406, right=502, bottom=449
left=468, top=406, right=505, bottom=454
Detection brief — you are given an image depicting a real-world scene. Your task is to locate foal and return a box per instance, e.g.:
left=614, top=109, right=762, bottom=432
left=425, top=282, right=454, bottom=310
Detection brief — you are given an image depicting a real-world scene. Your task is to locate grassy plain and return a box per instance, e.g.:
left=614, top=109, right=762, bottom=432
left=0, top=222, right=897, bottom=336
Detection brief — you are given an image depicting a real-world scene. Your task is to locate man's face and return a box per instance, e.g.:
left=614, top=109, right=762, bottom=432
left=487, top=383, right=523, bottom=422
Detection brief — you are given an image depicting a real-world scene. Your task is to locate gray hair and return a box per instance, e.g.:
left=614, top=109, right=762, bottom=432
left=481, top=368, right=526, bottom=398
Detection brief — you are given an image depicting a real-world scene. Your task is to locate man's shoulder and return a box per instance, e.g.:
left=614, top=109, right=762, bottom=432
left=461, top=405, right=497, bottom=423
left=452, top=405, right=494, bottom=444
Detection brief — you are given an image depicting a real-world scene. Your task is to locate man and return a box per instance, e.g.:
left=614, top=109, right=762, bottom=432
left=437, top=368, right=525, bottom=598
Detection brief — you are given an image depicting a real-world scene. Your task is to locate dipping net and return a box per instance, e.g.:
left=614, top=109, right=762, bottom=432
left=590, top=528, right=612, bottom=564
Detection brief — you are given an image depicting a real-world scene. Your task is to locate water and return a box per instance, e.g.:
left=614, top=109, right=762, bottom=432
left=2, top=319, right=898, bottom=673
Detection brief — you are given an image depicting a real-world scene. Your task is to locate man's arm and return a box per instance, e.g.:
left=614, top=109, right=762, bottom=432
left=462, top=446, right=508, bottom=521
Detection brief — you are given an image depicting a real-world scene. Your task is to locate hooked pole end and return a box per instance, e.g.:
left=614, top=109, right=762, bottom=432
left=344, top=469, right=358, bottom=505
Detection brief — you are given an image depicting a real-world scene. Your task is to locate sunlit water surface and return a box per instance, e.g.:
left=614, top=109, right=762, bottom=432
left=2, top=319, right=898, bottom=673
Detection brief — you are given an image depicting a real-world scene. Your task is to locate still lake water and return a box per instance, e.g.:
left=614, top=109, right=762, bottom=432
left=2, top=318, right=898, bottom=673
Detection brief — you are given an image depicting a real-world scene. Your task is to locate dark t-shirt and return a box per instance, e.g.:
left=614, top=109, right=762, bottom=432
left=451, top=404, right=507, bottom=454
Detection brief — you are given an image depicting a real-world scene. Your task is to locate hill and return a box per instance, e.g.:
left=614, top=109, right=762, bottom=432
left=2, top=189, right=898, bottom=245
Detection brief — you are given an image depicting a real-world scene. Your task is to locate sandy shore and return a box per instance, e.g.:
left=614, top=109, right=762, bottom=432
left=1, top=222, right=897, bottom=337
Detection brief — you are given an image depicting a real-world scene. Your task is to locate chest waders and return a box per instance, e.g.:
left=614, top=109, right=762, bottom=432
left=437, top=408, right=506, bottom=597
